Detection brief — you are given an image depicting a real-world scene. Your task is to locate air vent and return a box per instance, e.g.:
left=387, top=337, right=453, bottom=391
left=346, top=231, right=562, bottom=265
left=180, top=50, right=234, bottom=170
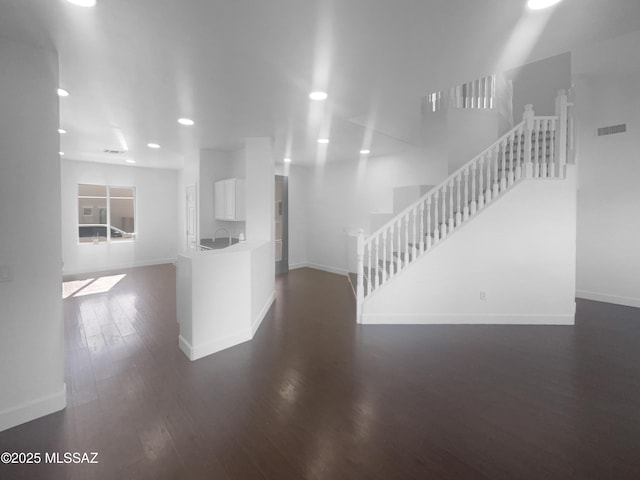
left=103, top=148, right=126, bottom=154
left=597, top=124, right=626, bottom=137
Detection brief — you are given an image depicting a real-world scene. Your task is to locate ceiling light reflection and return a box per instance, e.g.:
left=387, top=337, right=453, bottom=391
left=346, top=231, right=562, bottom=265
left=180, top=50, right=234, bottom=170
left=309, top=91, right=328, bottom=101
left=527, top=0, right=562, bottom=10
left=66, top=0, right=97, bottom=7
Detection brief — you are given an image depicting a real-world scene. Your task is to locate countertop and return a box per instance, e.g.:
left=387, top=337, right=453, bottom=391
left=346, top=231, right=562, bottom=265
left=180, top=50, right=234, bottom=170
left=199, top=238, right=240, bottom=250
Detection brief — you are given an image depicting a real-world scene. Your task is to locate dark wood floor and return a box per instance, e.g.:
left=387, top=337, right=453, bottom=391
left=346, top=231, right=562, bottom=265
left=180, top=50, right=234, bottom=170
left=1, top=265, right=639, bottom=479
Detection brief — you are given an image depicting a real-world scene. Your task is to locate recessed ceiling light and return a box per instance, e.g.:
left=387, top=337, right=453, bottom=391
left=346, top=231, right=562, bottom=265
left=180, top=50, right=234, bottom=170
left=527, top=0, right=562, bottom=9
left=178, top=118, right=194, bottom=126
left=57, top=88, right=70, bottom=97
left=125, top=159, right=136, bottom=164
left=59, top=152, right=65, bottom=156
left=318, top=138, right=329, bottom=144
left=360, top=149, right=371, bottom=155
left=58, top=128, right=67, bottom=134
left=309, top=91, right=328, bottom=101
left=66, top=0, right=97, bottom=6
left=147, top=143, right=160, bottom=149
left=283, top=157, right=291, bottom=163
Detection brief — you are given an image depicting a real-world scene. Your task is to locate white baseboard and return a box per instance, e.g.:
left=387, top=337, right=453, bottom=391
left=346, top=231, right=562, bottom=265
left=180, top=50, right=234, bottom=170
left=576, top=290, right=640, bottom=309
left=252, top=292, right=275, bottom=336
left=179, top=330, right=252, bottom=361
left=361, top=312, right=575, bottom=325
left=179, top=292, right=275, bottom=362
left=290, top=262, right=348, bottom=277
left=288, top=262, right=308, bottom=270
left=63, top=257, right=177, bottom=277
left=0, top=383, right=66, bottom=433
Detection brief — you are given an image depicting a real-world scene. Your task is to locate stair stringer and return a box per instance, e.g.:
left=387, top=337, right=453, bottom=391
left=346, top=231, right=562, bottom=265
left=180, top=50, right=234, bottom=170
left=361, top=166, right=576, bottom=325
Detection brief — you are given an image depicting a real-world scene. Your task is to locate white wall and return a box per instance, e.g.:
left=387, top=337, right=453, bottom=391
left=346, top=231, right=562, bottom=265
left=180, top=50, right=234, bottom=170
left=291, top=149, right=447, bottom=274
left=363, top=169, right=577, bottom=324
left=0, top=39, right=65, bottom=431
left=505, top=52, right=572, bottom=119
left=245, top=138, right=275, bottom=243
left=61, top=160, right=178, bottom=275
left=572, top=30, right=640, bottom=307
left=446, top=109, right=502, bottom=173
left=286, top=165, right=309, bottom=269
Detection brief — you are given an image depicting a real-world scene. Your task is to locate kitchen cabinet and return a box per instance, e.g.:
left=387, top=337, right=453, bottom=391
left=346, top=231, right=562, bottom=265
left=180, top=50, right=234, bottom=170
left=214, top=178, right=245, bottom=221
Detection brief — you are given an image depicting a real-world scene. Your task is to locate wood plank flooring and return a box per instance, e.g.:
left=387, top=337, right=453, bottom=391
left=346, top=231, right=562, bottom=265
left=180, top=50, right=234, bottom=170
left=1, top=264, right=640, bottom=479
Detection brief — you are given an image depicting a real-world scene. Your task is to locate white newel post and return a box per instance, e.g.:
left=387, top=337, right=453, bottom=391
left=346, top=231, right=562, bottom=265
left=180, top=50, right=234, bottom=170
left=356, top=229, right=364, bottom=323
left=555, top=90, right=568, bottom=178
left=523, top=104, right=534, bottom=178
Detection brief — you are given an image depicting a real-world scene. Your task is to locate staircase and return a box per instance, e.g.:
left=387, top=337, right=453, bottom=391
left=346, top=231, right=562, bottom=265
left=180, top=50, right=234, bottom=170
left=355, top=91, right=575, bottom=324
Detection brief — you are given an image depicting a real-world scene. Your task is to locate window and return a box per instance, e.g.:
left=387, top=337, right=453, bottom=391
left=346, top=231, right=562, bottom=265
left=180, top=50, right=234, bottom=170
left=78, top=184, right=136, bottom=243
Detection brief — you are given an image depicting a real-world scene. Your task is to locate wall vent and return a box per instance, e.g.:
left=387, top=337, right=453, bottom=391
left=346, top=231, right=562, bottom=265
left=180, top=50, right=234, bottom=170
left=103, top=148, right=126, bottom=154
left=597, top=124, right=626, bottom=137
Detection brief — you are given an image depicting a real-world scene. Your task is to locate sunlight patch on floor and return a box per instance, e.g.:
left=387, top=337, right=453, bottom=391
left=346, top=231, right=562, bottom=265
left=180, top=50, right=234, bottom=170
left=62, top=274, right=127, bottom=298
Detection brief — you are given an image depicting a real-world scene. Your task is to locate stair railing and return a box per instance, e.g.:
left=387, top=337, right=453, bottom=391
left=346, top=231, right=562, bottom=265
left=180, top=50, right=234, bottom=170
left=356, top=91, right=572, bottom=323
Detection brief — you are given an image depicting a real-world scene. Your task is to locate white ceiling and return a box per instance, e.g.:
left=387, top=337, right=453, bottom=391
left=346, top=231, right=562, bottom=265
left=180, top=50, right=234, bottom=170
left=2, top=0, right=640, bottom=169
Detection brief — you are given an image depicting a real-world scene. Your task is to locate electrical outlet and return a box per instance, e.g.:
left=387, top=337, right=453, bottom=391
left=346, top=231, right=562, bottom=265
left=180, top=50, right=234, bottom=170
left=479, top=291, right=486, bottom=301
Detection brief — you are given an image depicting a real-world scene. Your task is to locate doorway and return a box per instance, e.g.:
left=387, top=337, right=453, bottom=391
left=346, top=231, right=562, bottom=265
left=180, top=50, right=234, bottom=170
left=275, top=175, right=288, bottom=274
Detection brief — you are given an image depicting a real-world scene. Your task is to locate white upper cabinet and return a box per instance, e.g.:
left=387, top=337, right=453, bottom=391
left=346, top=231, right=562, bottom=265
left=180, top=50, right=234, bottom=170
left=214, top=178, right=245, bottom=221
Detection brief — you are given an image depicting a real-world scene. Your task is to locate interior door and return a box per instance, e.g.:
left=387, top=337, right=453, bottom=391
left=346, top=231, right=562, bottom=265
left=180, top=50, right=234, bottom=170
left=275, top=175, right=289, bottom=274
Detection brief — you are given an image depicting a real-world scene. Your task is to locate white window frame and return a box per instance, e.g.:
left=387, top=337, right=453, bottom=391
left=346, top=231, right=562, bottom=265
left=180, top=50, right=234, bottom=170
left=77, top=184, right=137, bottom=245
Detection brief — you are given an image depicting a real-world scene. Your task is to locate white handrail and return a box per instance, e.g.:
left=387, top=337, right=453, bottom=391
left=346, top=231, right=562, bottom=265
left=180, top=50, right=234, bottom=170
left=356, top=91, right=571, bottom=323
left=364, top=119, right=528, bottom=246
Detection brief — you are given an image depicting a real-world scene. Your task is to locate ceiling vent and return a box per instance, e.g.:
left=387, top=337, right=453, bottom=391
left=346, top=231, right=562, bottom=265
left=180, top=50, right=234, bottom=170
left=103, top=148, right=126, bottom=154
left=597, top=124, right=626, bottom=137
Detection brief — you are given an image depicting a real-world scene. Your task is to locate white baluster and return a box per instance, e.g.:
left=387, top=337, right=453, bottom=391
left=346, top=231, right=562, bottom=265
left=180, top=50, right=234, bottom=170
left=549, top=118, right=556, bottom=178
left=374, top=236, right=379, bottom=289
left=541, top=120, right=548, bottom=178
left=522, top=105, right=534, bottom=178
left=518, top=125, right=526, bottom=178
left=412, top=207, right=417, bottom=260
left=404, top=212, right=409, bottom=264
left=463, top=168, right=470, bottom=221
left=555, top=90, right=569, bottom=177
left=508, top=132, right=515, bottom=187
left=395, top=219, right=401, bottom=271
left=433, top=192, right=440, bottom=243
left=456, top=173, right=462, bottom=226
left=465, top=82, right=470, bottom=108
left=388, top=227, right=393, bottom=276
left=485, top=152, right=493, bottom=203
left=440, top=186, right=447, bottom=238
left=478, top=157, right=485, bottom=209
left=366, top=243, right=372, bottom=294
left=500, top=138, right=507, bottom=191
left=426, top=196, right=432, bottom=249
left=533, top=120, right=540, bottom=178
left=389, top=224, right=395, bottom=276
left=419, top=201, right=425, bottom=254
left=382, top=230, right=387, bottom=284
left=493, top=146, right=500, bottom=197
left=448, top=180, right=454, bottom=232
